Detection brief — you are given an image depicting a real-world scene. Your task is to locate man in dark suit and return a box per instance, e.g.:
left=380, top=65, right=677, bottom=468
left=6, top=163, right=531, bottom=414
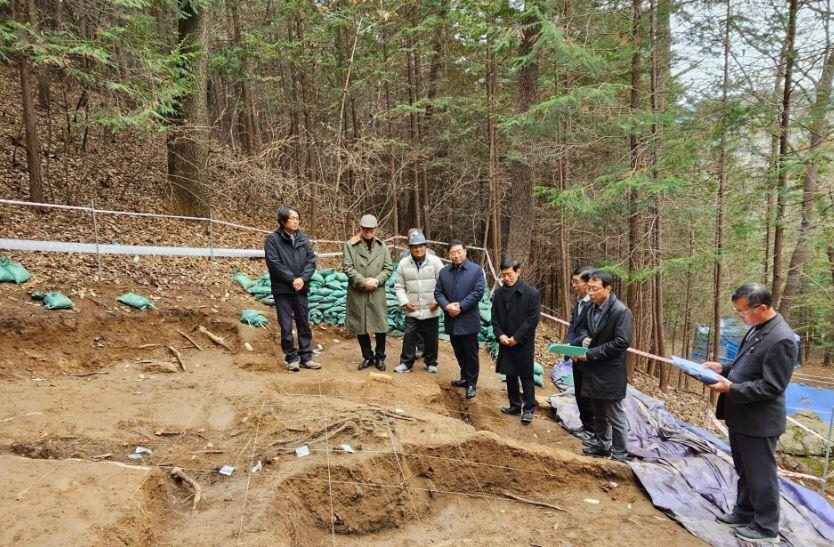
left=492, top=258, right=541, bottom=424
left=565, top=265, right=596, bottom=438
left=575, top=271, right=633, bottom=463
left=704, top=283, right=796, bottom=545
left=434, top=240, right=485, bottom=398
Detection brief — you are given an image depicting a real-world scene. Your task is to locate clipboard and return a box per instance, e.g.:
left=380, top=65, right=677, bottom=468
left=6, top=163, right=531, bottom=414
left=548, top=343, right=588, bottom=358
left=670, top=356, right=721, bottom=385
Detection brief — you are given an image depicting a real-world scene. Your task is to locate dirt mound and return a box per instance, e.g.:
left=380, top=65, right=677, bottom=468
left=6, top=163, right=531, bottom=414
left=0, top=283, right=704, bottom=545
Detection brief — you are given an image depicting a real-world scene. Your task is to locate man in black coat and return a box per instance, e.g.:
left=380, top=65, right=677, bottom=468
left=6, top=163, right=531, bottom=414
left=492, top=258, right=541, bottom=424
left=566, top=265, right=596, bottom=438
left=704, top=283, right=796, bottom=544
left=575, top=270, right=633, bottom=462
left=264, top=204, right=319, bottom=372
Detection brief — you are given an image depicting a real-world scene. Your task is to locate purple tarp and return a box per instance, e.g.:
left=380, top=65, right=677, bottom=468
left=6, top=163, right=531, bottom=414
left=547, top=368, right=834, bottom=546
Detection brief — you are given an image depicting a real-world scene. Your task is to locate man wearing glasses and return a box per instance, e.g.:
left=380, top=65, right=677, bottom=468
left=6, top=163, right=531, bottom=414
left=703, top=283, right=796, bottom=544
left=265, top=204, right=319, bottom=372
left=575, top=270, right=633, bottom=463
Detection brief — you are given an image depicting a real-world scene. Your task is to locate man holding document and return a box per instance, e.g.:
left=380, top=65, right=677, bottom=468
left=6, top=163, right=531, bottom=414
left=703, top=283, right=796, bottom=545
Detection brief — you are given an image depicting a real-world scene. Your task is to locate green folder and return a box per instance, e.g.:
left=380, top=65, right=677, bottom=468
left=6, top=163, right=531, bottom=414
left=548, top=343, right=588, bottom=357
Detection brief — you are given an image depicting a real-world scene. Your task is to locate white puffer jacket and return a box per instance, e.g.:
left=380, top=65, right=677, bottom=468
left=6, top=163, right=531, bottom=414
left=395, top=253, right=445, bottom=319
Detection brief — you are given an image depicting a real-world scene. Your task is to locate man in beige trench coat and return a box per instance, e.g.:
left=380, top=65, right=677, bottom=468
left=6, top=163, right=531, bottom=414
left=342, top=214, right=393, bottom=371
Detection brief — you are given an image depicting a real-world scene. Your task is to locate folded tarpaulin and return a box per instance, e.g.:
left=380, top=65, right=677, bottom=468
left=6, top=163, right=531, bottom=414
left=547, top=387, right=834, bottom=546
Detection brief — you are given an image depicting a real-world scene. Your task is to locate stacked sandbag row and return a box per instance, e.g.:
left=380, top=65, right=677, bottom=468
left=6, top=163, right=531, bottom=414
left=232, top=266, right=499, bottom=357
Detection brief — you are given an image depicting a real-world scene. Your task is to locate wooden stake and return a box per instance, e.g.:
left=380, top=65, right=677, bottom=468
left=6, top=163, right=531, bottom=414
left=166, top=345, right=187, bottom=371
left=197, top=326, right=233, bottom=351
left=501, top=491, right=566, bottom=512
left=170, top=466, right=203, bottom=509
left=178, top=329, right=203, bottom=351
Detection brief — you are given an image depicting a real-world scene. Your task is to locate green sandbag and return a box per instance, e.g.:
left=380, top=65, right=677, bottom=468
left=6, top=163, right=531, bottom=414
left=0, top=256, right=31, bottom=284
left=240, top=309, right=268, bottom=327
left=533, top=362, right=544, bottom=376
left=30, top=291, right=46, bottom=300
left=311, top=271, right=325, bottom=285
left=534, top=373, right=544, bottom=388
left=334, top=272, right=348, bottom=283
left=233, top=272, right=255, bottom=290
left=117, top=292, right=154, bottom=310
left=43, top=291, right=73, bottom=309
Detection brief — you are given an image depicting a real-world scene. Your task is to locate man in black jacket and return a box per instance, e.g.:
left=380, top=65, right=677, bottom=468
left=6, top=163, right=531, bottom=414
left=492, top=258, right=541, bottom=424
left=576, top=271, right=633, bottom=462
left=704, top=283, right=796, bottom=544
left=566, top=265, right=595, bottom=438
left=264, top=204, right=319, bottom=372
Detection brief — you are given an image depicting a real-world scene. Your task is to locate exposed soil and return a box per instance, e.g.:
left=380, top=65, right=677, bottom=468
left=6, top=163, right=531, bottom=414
left=0, top=281, right=704, bottom=546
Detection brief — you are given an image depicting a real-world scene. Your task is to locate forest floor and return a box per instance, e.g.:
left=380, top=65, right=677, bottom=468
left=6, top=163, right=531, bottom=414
left=0, top=280, right=704, bottom=546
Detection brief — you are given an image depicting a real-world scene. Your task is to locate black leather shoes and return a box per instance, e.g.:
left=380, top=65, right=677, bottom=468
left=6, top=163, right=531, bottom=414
left=357, top=359, right=374, bottom=370
left=451, top=379, right=467, bottom=387
left=716, top=513, right=753, bottom=527
left=465, top=386, right=476, bottom=398
left=582, top=445, right=611, bottom=457
left=501, top=406, right=522, bottom=415
left=582, top=436, right=602, bottom=447
left=375, top=359, right=386, bottom=371
left=521, top=411, right=533, bottom=424
left=734, top=525, right=778, bottom=544
left=610, top=451, right=630, bottom=463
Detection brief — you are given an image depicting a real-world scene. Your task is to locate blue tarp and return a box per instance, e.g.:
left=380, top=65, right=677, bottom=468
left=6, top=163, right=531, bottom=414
left=785, top=383, right=834, bottom=422
left=548, top=384, right=834, bottom=546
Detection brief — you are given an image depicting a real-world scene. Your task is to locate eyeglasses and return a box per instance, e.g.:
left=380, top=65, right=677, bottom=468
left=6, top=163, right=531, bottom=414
left=735, top=306, right=760, bottom=316
left=587, top=285, right=605, bottom=293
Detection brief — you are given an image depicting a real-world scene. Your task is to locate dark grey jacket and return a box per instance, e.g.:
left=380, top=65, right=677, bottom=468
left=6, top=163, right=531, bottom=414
left=264, top=229, right=316, bottom=296
left=491, top=279, right=541, bottom=377
left=716, top=314, right=796, bottom=437
left=577, top=293, right=633, bottom=400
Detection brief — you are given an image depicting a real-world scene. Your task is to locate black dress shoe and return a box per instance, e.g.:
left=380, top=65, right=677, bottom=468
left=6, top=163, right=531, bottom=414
left=501, top=406, right=522, bottom=415
left=357, top=359, right=374, bottom=370
left=610, top=451, right=631, bottom=463
left=521, top=411, right=533, bottom=424
left=582, top=445, right=611, bottom=457
left=465, top=386, right=476, bottom=398
left=582, top=436, right=602, bottom=447
left=716, top=513, right=753, bottom=527
left=451, top=379, right=467, bottom=388
left=375, top=359, right=386, bottom=371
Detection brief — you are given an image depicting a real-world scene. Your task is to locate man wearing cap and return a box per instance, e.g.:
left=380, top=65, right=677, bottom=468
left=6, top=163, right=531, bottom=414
left=342, top=214, right=394, bottom=371
left=394, top=231, right=444, bottom=373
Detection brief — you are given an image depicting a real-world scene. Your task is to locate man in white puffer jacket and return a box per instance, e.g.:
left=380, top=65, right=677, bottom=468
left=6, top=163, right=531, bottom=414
left=394, top=232, right=445, bottom=373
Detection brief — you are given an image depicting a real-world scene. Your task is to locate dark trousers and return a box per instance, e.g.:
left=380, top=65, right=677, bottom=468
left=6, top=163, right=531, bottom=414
left=506, top=374, right=536, bottom=413
left=357, top=332, right=386, bottom=363
left=572, top=362, right=595, bottom=430
left=729, top=431, right=780, bottom=536
left=399, top=316, right=439, bottom=368
left=450, top=333, right=479, bottom=387
left=591, top=397, right=629, bottom=456
left=275, top=292, right=312, bottom=364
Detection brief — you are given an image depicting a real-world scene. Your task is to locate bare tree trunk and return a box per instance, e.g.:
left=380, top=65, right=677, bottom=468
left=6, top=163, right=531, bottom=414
left=625, top=0, right=645, bottom=380
left=226, top=0, right=254, bottom=154
left=505, top=8, right=540, bottom=267
left=166, top=0, right=210, bottom=217
left=711, top=0, right=731, bottom=378
left=486, top=40, right=501, bottom=271
left=649, top=0, right=668, bottom=390
left=778, top=46, right=834, bottom=321
left=12, top=0, right=44, bottom=203
left=771, top=0, right=798, bottom=308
